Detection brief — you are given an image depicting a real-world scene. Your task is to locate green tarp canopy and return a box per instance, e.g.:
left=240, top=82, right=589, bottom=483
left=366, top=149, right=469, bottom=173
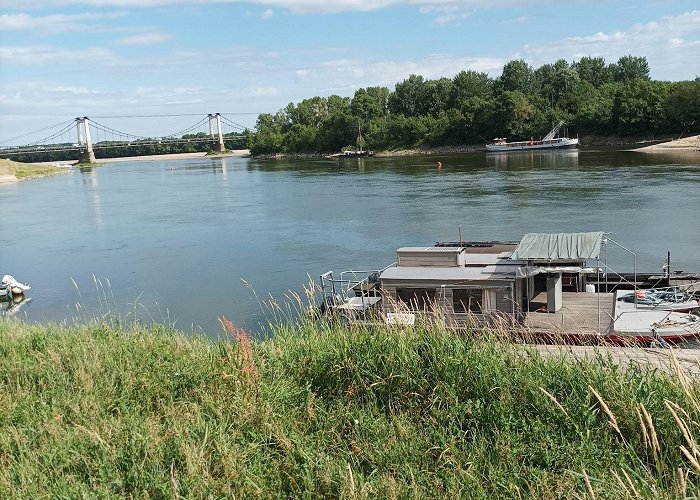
left=510, top=232, right=605, bottom=260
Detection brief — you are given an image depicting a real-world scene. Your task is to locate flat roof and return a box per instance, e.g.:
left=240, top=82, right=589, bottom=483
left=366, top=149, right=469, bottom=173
left=381, top=265, right=518, bottom=282
left=397, top=247, right=463, bottom=253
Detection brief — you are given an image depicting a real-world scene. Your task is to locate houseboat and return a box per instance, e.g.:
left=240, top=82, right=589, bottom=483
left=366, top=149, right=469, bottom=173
left=319, top=232, right=700, bottom=345
left=486, top=121, right=579, bottom=152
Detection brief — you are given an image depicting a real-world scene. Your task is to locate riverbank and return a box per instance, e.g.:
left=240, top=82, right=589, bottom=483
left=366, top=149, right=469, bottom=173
left=0, top=159, right=69, bottom=184
left=95, top=149, right=250, bottom=164
left=253, top=135, right=687, bottom=159
left=635, top=134, right=700, bottom=153
left=1, top=317, right=699, bottom=497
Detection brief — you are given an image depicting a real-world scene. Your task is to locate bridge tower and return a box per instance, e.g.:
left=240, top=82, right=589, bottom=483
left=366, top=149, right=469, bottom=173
left=75, top=116, right=96, bottom=163
left=208, top=113, right=226, bottom=153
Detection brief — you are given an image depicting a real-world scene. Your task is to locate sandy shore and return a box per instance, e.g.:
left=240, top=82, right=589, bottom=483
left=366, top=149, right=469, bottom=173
left=95, top=150, right=250, bottom=163
left=635, top=134, right=700, bottom=152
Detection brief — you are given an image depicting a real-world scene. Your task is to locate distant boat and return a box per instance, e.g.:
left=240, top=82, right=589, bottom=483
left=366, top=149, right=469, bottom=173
left=335, top=124, right=374, bottom=158
left=486, top=121, right=579, bottom=152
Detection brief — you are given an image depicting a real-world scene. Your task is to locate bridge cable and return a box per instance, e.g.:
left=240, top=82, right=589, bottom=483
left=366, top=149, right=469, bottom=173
left=219, top=115, right=248, bottom=131
left=0, top=119, right=76, bottom=146
left=24, top=121, right=77, bottom=147
left=89, top=112, right=262, bottom=118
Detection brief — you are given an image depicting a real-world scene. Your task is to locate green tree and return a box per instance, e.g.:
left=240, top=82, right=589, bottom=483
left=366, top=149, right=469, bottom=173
left=282, top=124, right=318, bottom=153
left=664, top=80, right=700, bottom=133
left=496, top=59, right=535, bottom=94
left=423, top=78, right=453, bottom=117
left=535, top=59, right=582, bottom=112
left=316, top=111, right=355, bottom=152
left=574, top=56, right=611, bottom=87
left=610, top=55, right=650, bottom=83
left=494, top=91, right=535, bottom=137
left=449, top=70, right=493, bottom=109
left=388, top=74, right=427, bottom=117
left=613, top=79, right=668, bottom=134
left=285, top=97, right=328, bottom=128
left=248, top=113, right=284, bottom=154
left=351, top=87, right=390, bottom=121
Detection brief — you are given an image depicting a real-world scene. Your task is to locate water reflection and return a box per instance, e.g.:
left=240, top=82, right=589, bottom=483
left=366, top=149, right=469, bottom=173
left=80, top=167, right=103, bottom=228
left=1, top=295, right=32, bottom=318
left=486, top=150, right=579, bottom=170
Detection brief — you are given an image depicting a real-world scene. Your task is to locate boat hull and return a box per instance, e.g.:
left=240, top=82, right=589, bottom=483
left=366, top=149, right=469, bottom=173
left=486, top=138, right=579, bottom=152
left=340, top=151, right=374, bottom=158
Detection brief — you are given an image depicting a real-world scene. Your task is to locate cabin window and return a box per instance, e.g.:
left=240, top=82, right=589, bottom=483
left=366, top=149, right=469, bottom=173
left=396, top=288, right=436, bottom=311
left=453, top=289, right=482, bottom=313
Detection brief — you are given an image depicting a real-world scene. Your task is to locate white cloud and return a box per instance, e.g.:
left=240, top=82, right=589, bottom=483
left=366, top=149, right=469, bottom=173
left=115, top=32, right=173, bottom=45
left=520, top=10, right=700, bottom=80
left=295, top=55, right=505, bottom=93
left=0, top=45, right=115, bottom=64
left=0, top=12, right=126, bottom=33
left=0, top=0, right=551, bottom=14
left=261, top=8, right=274, bottom=19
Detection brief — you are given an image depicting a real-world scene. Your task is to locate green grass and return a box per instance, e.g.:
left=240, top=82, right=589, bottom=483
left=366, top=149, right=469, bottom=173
left=0, top=159, right=64, bottom=180
left=1, top=317, right=699, bottom=498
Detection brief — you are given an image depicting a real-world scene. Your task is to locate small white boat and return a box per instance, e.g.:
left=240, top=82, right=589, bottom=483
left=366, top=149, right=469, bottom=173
left=334, top=123, right=374, bottom=158
left=1, top=275, right=31, bottom=296
left=615, top=289, right=700, bottom=313
left=486, top=121, right=578, bottom=152
left=613, top=309, right=700, bottom=343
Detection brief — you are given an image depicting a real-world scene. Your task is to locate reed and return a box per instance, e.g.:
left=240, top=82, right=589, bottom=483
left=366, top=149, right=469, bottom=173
left=1, top=315, right=700, bottom=498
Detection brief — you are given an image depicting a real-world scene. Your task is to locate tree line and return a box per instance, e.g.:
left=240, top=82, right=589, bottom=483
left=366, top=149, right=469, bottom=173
left=248, top=55, right=700, bottom=155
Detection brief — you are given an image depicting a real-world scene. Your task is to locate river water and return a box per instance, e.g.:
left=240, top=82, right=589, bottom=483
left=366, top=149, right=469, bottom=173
left=1, top=149, right=698, bottom=338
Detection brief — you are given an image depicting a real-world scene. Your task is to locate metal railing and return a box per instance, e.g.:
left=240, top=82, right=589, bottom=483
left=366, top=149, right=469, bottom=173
left=319, top=263, right=397, bottom=310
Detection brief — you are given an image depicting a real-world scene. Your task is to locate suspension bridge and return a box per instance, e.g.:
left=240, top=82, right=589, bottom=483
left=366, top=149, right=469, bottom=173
left=0, top=113, right=250, bottom=163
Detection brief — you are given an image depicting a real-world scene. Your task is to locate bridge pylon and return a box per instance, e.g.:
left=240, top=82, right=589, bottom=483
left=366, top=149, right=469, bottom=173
left=208, top=113, right=226, bottom=153
left=75, top=117, right=96, bottom=162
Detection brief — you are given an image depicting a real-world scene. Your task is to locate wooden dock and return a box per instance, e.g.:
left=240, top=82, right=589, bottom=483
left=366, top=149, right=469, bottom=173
left=524, top=291, right=614, bottom=336
left=522, top=344, right=700, bottom=378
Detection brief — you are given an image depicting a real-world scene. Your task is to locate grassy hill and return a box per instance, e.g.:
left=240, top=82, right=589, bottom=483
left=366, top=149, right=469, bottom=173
left=0, top=317, right=698, bottom=498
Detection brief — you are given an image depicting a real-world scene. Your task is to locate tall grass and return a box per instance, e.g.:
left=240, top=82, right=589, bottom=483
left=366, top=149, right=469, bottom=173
left=1, top=313, right=700, bottom=497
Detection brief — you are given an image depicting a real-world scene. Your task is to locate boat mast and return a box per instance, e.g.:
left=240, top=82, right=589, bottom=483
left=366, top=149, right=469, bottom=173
left=543, top=121, right=565, bottom=141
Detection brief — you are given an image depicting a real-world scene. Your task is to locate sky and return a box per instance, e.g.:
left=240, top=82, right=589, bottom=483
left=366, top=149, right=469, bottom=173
left=1, top=0, right=699, bottom=145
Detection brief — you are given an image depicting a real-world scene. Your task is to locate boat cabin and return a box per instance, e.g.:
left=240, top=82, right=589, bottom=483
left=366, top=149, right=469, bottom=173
left=378, top=238, right=591, bottom=326
left=320, top=231, right=700, bottom=342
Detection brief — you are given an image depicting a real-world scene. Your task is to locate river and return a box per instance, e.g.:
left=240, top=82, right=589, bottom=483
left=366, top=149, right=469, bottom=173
left=1, top=149, right=698, bottom=338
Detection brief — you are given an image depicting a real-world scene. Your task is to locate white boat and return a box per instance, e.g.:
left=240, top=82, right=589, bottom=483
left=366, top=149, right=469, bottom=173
left=334, top=124, right=374, bottom=158
left=616, top=289, right=699, bottom=313
left=1, top=275, right=31, bottom=296
left=613, top=309, right=700, bottom=344
left=486, top=121, right=579, bottom=152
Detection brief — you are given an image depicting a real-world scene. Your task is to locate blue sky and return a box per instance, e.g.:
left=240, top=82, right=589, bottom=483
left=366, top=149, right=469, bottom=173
left=1, top=0, right=699, bottom=144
